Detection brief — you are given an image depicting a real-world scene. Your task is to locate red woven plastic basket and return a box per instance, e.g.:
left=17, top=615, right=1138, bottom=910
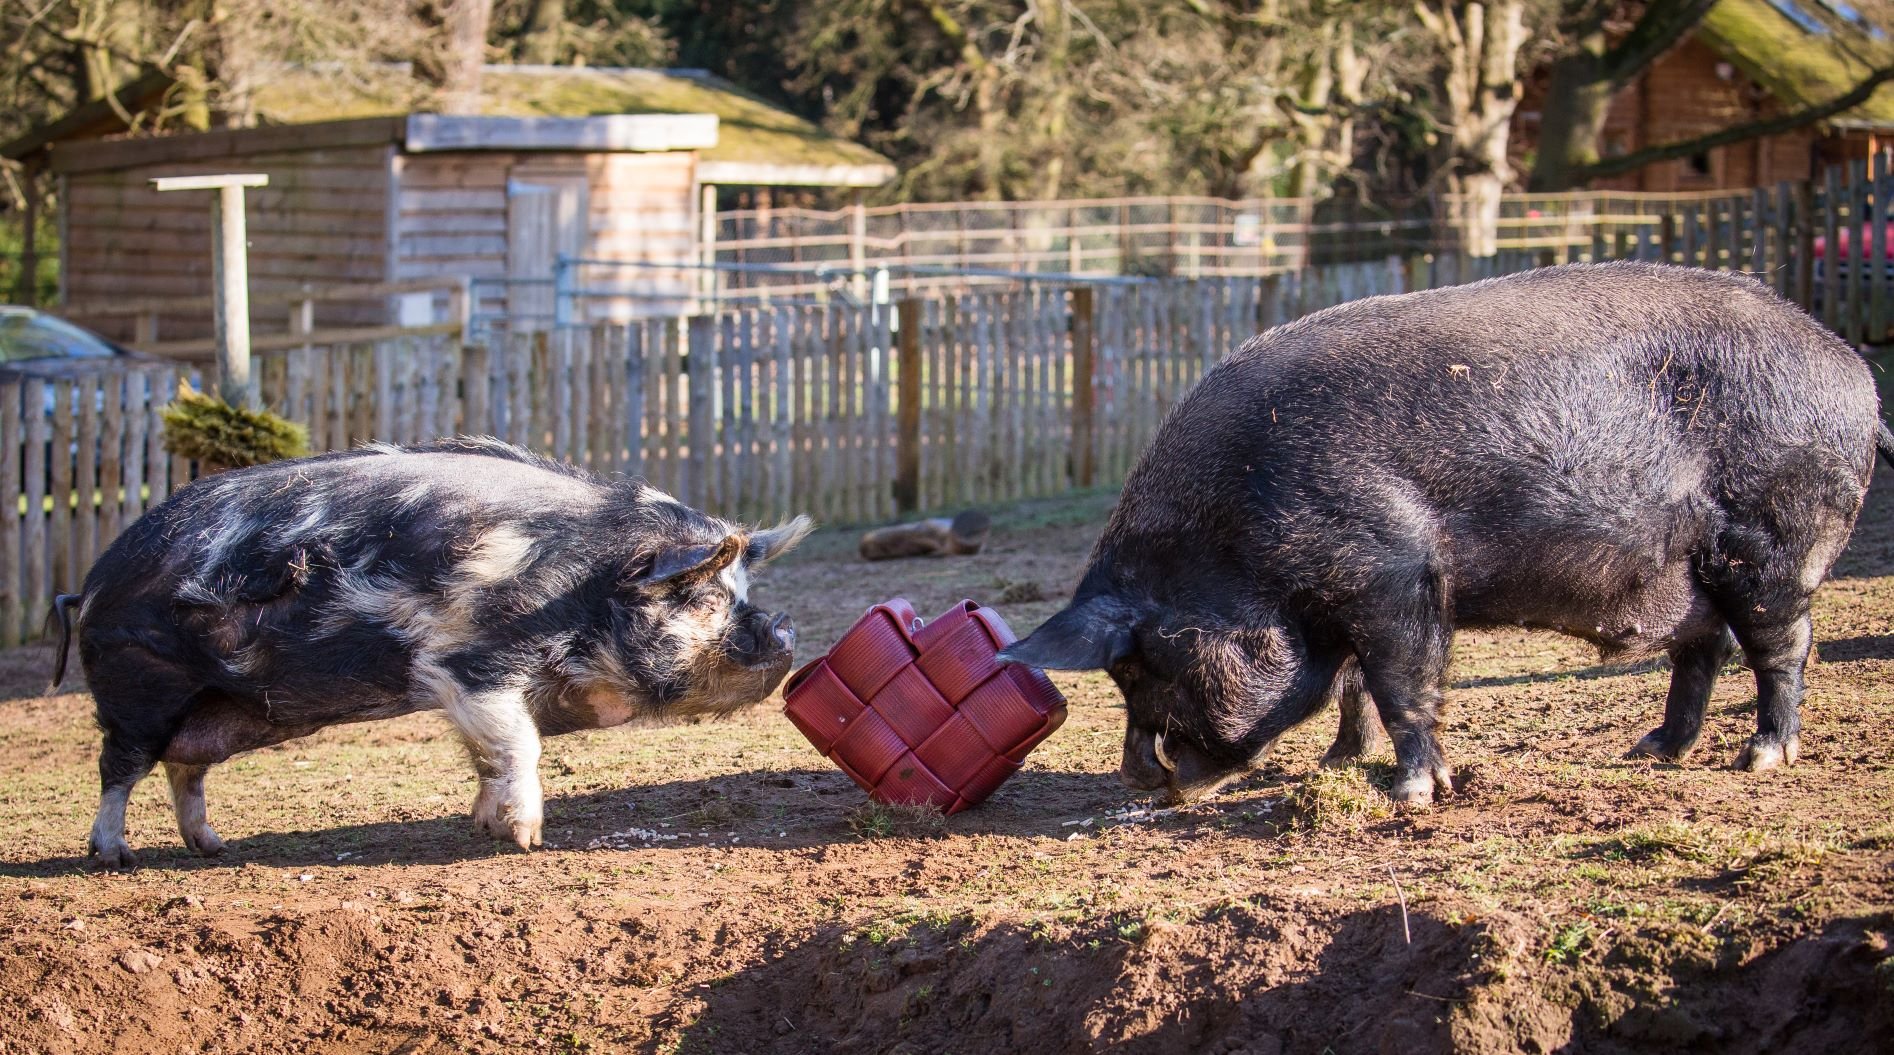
left=782, top=598, right=1067, bottom=814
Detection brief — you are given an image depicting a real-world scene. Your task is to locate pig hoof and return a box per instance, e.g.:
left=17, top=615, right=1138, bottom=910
left=1734, top=734, right=1799, bottom=772
left=1627, top=730, right=1688, bottom=762
left=1391, top=766, right=1453, bottom=808
left=183, top=827, right=226, bottom=857
left=88, top=838, right=137, bottom=870
left=508, top=818, right=544, bottom=852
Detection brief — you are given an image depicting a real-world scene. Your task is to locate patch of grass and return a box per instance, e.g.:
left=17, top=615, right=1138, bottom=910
left=1280, top=766, right=1394, bottom=831
left=846, top=800, right=947, bottom=840
left=1544, top=918, right=1597, bottom=965
left=1580, top=821, right=1721, bottom=866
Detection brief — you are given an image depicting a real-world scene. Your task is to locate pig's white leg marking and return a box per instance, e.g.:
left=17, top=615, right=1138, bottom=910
left=164, top=762, right=224, bottom=856
left=87, top=785, right=136, bottom=869
left=445, top=685, right=544, bottom=851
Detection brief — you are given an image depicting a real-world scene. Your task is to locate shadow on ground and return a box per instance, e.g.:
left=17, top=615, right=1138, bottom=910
left=0, top=764, right=1137, bottom=877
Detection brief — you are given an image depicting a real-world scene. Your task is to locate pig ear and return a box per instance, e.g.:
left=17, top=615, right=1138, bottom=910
left=746, top=515, right=815, bottom=566
left=633, top=534, right=746, bottom=588
left=999, top=595, right=1138, bottom=671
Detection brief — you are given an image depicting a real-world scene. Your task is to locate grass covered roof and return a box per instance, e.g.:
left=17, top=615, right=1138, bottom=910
left=252, top=64, right=893, bottom=180
left=1699, top=0, right=1894, bottom=128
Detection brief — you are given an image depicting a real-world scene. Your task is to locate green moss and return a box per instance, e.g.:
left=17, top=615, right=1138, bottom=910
left=1700, top=0, right=1894, bottom=125
left=250, top=66, right=890, bottom=170
left=160, top=384, right=309, bottom=470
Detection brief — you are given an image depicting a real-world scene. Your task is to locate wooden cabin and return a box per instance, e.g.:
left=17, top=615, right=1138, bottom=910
left=9, top=66, right=895, bottom=346
left=1515, top=0, right=1894, bottom=192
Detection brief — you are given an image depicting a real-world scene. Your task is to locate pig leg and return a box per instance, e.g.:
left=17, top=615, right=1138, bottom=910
left=445, top=686, right=544, bottom=851
left=1729, top=608, right=1814, bottom=772
left=1349, top=583, right=1455, bottom=806
left=163, top=763, right=224, bottom=856
left=88, top=733, right=157, bottom=869
left=1319, top=660, right=1382, bottom=768
left=1628, top=628, right=1737, bottom=762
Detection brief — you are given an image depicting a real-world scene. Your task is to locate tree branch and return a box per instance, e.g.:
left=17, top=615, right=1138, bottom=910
left=1603, top=0, right=1718, bottom=87
left=1573, top=64, right=1894, bottom=181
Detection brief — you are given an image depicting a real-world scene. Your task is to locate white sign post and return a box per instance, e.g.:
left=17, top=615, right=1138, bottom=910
left=150, top=173, right=269, bottom=408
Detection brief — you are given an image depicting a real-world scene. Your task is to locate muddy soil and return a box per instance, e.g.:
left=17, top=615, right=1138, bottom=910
left=0, top=488, right=1890, bottom=1055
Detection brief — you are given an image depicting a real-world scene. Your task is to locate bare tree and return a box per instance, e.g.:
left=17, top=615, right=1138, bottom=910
left=1415, top=0, right=1528, bottom=256
left=438, top=0, right=495, bottom=113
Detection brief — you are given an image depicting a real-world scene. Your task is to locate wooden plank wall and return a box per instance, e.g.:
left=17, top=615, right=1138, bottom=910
left=62, top=146, right=395, bottom=343
left=394, top=151, right=698, bottom=321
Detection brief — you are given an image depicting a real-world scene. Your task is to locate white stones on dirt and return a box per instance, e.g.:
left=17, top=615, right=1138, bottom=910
left=585, top=826, right=680, bottom=850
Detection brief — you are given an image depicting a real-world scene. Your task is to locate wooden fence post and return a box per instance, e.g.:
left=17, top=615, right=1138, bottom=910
left=0, top=380, right=19, bottom=646
left=1070, top=286, right=1096, bottom=489
left=687, top=315, right=715, bottom=510
left=894, top=299, right=923, bottom=513
left=462, top=343, right=491, bottom=436
left=1794, top=180, right=1816, bottom=311
left=1825, top=166, right=1843, bottom=333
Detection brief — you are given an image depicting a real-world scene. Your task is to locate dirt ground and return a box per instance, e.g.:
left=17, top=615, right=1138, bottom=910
left=1, top=481, right=1891, bottom=1055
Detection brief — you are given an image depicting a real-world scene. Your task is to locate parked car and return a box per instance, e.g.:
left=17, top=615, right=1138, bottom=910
left=1810, top=220, right=1894, bottom=316
left=0, top=306, right=181, bottom=495
left=0, top=305, right=143, bottom=379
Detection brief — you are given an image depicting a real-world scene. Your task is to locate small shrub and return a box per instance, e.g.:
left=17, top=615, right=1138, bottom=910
left=160, top=383, right=309, bottom=472
left=846, top=800, right=947, bottom=840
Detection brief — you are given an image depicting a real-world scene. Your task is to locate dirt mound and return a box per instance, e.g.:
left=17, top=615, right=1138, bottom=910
left=672, top=901, right=1894, bottom=1055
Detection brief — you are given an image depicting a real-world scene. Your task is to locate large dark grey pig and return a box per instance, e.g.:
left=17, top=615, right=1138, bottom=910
left=52, top=438, right=810, bottom=866
left=1004, top=262, right=1889, bottom=808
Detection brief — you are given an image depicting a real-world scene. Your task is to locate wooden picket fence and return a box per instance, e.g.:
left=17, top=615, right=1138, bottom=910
left=12, top=156, right=1894, bottom=647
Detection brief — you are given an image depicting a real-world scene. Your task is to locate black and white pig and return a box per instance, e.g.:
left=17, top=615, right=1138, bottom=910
left=51, top=437, right=811, bottom=866
left=1003, top=262, right=1890, bottom=808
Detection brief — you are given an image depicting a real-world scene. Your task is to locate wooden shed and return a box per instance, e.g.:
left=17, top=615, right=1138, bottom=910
left=20, top=66, right=895, bottom=348
left=1516, top=0, right=1894, bottom=192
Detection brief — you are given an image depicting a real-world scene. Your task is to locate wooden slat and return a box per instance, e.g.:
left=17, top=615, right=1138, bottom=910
left=826, top=308, right=845, bottom=524
left=97, top=375, right=124, bottom=563
left=1825, top=166, right=1844, bottom=333
left=772, top=308, right=793, bottom=521
left=122, top=371, right=149, bottom=526
left=0, top=382, right=21, bottom=645
left=49, top=380, right=74, bottom=596
left=146, top=366, right=176, bottom=510
left=77, top=376, right=101, bottom=566
left=687, top=316, right=716, bottom=509
left=663, top=319, right=685, bottom=497
left=719, top=314, right=738, bottom=515
left=525, top=334, right=548, bottom=453
left=24, top=379, right=49, bottom=642
left=1875, top=155, right=1890, bottom=342
left=737, top=311, right=758, bottom=521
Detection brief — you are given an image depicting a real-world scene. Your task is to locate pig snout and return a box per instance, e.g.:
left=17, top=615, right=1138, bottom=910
left=1119, top=725, right=1245, bottom=805
left=1119, top=726, right=1171, bottom=792
left=729, top=608, right=796, bottom=668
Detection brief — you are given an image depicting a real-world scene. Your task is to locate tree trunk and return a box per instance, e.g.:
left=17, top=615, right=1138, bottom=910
left=1446, top=170, right=1505, bottom=257
left=440, top=0, right=495, bottom=114
left=1284, top=26, right=1337, bottom=200
left=15, top=166, right=40, bottom=308
left=210, top=0, right=259, bottom=128
left=517, top=0, right=567, bottom=65
left=1418, top=0, right=1528, bottom=258
left=1529, top=25, right=1614, bottom=192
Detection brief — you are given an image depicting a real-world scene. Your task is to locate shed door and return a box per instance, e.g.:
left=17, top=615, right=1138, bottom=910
left=506, top=174, right=588, bottom=328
